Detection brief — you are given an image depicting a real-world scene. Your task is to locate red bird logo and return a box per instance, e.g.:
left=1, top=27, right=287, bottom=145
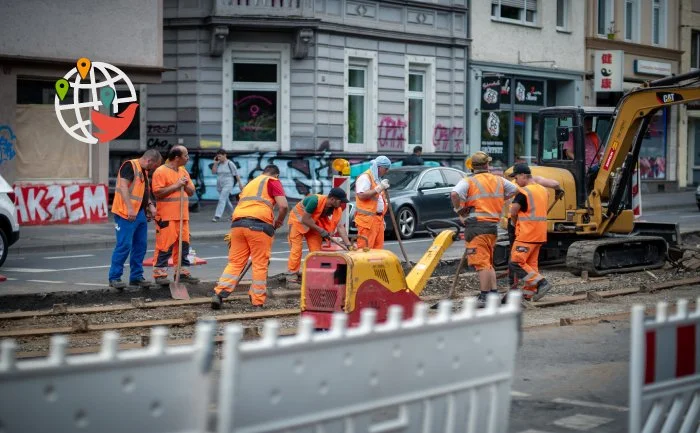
left=91, top=103, right=139, bottom=143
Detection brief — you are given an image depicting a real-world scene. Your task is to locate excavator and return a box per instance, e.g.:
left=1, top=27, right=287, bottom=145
left=499, top=70, right=700, bottom=276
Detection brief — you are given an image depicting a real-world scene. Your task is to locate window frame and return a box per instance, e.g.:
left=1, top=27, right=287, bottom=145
left=623, top=0, right=640, bottom=42
left=222, top=43, right=290, bottom=152
left=651, top=0, right=667, bottom=46
left=692, top=31, right=700, bottom=71
left=597, top=0, right=614, bottom=37
left=344, top=49, right=378, bottom=153
left=405, top=55, right=436, bottom=153
left=490, top=0, right=538, bottom=26
left=556, top=0, right=569, bottom=31
left=347, top=66, right=367, bottom=146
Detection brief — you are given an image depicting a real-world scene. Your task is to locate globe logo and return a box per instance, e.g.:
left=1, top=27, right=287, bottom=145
left=54, top=58, right=139, bottom=145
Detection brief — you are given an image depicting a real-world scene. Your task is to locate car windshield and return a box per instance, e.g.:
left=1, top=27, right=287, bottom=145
left=382, top=170, right=421, bottom=190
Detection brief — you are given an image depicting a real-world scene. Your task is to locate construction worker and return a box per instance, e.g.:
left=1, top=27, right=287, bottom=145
left=508, top=163, right=557, bottom=301
left=450, top=151, right=519, bottom=308
left=286, top=187, right=353, bottom=286
left=151, top=145, right=200, bottom=285
left=108, top=149, right=163, bottom=289
left=354, top=155, right=391, bottom=249
left=211, top=164, right=288, bottom=309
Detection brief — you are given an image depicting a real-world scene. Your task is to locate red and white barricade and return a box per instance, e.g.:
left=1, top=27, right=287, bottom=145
left=632, top=165, right=642, bottom=218
left=332, top=175, right=350, bottom=231
left=629, top=298, right=700, bottom=433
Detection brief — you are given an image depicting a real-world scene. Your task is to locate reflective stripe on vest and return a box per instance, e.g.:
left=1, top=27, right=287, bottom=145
left=111, top=159, right=146, bottom=219
left=462, top=173, right=505, bottom=222
left=355, top=170, right=385, bottom=228
left=232, top=174, right=276, bottom=224
left=515, top=183, right=548, bottom=243
left=239, top=177, right=274, bottom=210
left=291, top=195, right=341, bottom=234
left=519, top=188, right=548, bottom=222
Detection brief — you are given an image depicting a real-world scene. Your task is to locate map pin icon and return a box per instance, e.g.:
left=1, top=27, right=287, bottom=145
left=100, top=87, right=115, bottom=111
left=55, top=79, right=69, bottom=101
left=77, top=58, right=91, bottom=79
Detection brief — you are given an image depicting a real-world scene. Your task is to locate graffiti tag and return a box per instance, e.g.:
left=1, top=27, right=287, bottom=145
left=433, top=124, right=464, bottom=153
left=147, top=138, right=172, bottom=151
left=377, top=116, right=407, bottom=150
left=146, top=123, right=177, bottom=135
left=14, top=184, right=109, bottom=225
left=0, top=125, right=17, bottom=164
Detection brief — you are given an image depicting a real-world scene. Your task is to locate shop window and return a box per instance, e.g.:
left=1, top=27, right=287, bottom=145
left=624, top=0, right=640, bottom=42
left=597, top=0, right=614, bottom=37
left=491, top=0, right=537, bottom=25
left=693, top=31, right=700, bottom=70
left=652, top=0, right=666, bottom=46
left=481, top=111, right=510, bottom=170
left=514, top=112, right=538, bottom=164
left=640, top=109, right=667, bottom=179
left=556, top=0, right=569, bottom=31
left=345, top=49, right=378, bottom=153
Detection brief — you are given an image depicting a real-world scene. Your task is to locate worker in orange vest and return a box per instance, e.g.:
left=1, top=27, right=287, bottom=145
left=508, top=163, right=555, bottom=301
left=151, top=146, right=199, bottom=285
left=211, top=164, right=289, bottom=309
left=354, top=155, right=391, bottom=249
left=108, top=149, right=162, bottom=290
left=286, top=187, right=353, bottom=286
left=450, top=151, right=519, bottom=308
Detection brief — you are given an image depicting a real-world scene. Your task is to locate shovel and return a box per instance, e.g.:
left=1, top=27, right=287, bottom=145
left=170, top=186, right=190, bottom=300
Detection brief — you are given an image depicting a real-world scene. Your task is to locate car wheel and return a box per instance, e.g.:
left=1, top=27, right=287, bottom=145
left=0, top=229, right=8, bottom=268
left=396, top=206, right=416, bottom=240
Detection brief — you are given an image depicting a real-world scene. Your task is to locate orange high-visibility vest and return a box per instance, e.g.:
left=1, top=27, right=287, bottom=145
left=354, top=169, right=386, bottom=229
left=289, top=194, right=342, bottom=234
left=460, top=172, right=506, bottom=223
left=111, top=159, right=146, bottom=219
left=233, top=174, right=275, bottom=224
left=153, top=165, right=190, bottom=221
left=515, top=183, right=549, bottom=243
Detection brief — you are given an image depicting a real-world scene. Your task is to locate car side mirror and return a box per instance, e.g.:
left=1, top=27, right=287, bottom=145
left=557, top=126, right=569, bottom=142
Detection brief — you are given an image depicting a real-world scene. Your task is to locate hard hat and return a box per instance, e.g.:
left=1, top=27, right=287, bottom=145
left=465, top=157, right=473, bottom=170
left=332, top=158, right=350, bottom=176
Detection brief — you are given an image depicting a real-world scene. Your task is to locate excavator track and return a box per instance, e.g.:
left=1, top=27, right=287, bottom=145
left=566, top=236, right=668, bottom=277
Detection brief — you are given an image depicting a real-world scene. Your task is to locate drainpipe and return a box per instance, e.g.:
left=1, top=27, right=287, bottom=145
left=678, top=0, right=688, bottom=188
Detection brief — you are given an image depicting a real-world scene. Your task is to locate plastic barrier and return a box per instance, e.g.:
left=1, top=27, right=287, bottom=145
left=629, top=298, right=700, bottom=433
left=0, top=321, right=216, bottom=433
left=218, top=293, right=522, bottom=433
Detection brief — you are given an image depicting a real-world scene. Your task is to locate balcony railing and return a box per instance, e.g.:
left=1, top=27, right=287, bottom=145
left=213, top=0, right=315, bottom=18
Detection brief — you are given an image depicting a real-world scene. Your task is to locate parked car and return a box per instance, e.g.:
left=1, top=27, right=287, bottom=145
left=696, top=184, right=700, bottom=211
left=348, top=166, right=468, bottom=239
left=0, top=175, right=19, bottom=267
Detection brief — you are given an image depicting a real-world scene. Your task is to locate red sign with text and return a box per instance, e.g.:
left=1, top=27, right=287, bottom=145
left=14, top=183, right=109, bottom=225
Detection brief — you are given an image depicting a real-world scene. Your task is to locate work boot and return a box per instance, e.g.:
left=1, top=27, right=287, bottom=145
left=475, top=292, right=488, bottom=309
left=249, top=295, right=264, bottom=309
left=532, top=280, right=552, bottom=302
left=129, top=278, right=152, bottom=289
left=211, top=293, right=223, bottom=310
left=285, top=271, right=301, bottom=289
left=154, top=276, right=171, bottom=286
left=178, top=273, right=200, bottom=284
left=109, top=280, right=126, bottom=291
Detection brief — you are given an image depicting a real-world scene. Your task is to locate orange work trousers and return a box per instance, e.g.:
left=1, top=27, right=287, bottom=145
left=356, top=217, right=384, bottom=249
left=509, top=241, right=543, bottom=298
left=153, top=219, right=191, bottom=278
left=214, top=226, right=273, bottom=306
left=287, top=225, right=323, bottom=274
left=465, top=234, right=496, bottom=271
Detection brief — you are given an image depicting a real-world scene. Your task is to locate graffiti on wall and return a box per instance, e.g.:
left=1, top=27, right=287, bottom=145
left=146, top=122, right=176, bottom=152
left=377, top=116, right=407, bottom=151
left=14, top=184, right=109, bottom=225
left=0, top=125, right=17, bottom=164
left=433, top=124, right=464, bottom=153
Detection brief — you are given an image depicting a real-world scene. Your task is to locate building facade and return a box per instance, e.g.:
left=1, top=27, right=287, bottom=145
left=138, top=0, right=469, bottom=200
left=586, top=0, right=682, bottom=191
left=680, top=0, right=700, bottom=187
left=468, top=0, right=586, bottom=171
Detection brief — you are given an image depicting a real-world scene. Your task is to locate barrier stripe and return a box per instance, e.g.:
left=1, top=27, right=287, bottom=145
left=676, top=324, right=696, bottom=378
left=645, top=330, right=656, bottom=384
left=656, top=326, right=676, bottom=383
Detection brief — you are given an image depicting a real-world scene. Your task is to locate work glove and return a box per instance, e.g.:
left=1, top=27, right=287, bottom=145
left=554, top=188, right=565, bottom=200
left=374, top=179, right=390, bottom=193
left=318, top=229, right=331, bottom=239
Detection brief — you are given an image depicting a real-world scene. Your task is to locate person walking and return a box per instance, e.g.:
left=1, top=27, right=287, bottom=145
left=354, top=155, right=391, bottom=249
left=450, top=151, right=519, bottom=308
left=211, top=164, right=288, bottom=309
left=108, top=149, right=163, bottom=289
left=403, top=145, right=424, bottom=166
left=507, top=163, right=555, bottom=301
left=285, top=187, right=353, bottom=287
left=211, top=149, right=243, bottom=222
left=151, top=145, right=200, bottom=285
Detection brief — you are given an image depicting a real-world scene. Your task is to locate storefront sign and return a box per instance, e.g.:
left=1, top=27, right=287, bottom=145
left=514, top=79, right=544, bottom=106
left=14, top=183, right=109, bottom=225
left=594, top=50, right=624, bottom=92
left=481, top=75, right=501, bottom=111
left=634, top=60, right=672, bottom=77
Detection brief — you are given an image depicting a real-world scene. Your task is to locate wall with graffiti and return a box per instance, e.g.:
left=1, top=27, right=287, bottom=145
left=13, top=183, right=109, bottom=226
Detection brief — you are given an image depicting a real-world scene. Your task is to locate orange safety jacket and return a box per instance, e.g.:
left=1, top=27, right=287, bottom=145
left=232, top=174, right=275, bottom=224
left=515, top=183, right=548, bottom=243
left=289, top=194, right=342, bottom=234
left=354, top=169, right=387, bottom=229
left=460, top=172, right=506, bottom=223
left=153, top=165, right=191, bottom=221
left=112, top=159, right=146, bottom=219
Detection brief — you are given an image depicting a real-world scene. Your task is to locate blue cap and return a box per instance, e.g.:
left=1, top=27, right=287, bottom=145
left=375, top=155, right=391, bottom=167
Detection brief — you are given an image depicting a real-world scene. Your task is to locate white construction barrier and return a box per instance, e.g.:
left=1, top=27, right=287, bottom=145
left=218, top=293, right=522, bottom=433
left=0, top=321, right=216, bottom=433
left=629, top=298, right=700, bottom=433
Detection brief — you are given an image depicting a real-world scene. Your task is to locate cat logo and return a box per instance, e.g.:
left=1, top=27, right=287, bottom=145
left=656, top=92, right=683, bottom=104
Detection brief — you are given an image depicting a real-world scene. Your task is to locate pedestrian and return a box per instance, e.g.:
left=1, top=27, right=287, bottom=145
left=211, top=149, right=243, bottom=222
left=450, top=151, right=519, bottom=308
left=507, top=163, right=555, bottom=301
left=151, top=145, right=200, bottom=285
left=354, top=155, right=391, bottom=249
left=285, top=187, right=353, bottom=287
left=108, top=149, right=163, bottom=289
left=403, top=145, right=424, bottom=166
left=211, top=164, right=288, bottom=309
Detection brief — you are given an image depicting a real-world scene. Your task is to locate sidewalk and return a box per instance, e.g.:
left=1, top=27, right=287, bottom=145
left=641, top=188, right=696, bottom=211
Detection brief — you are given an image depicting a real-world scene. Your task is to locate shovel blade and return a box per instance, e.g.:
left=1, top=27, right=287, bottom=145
left=169, top=282, right=190, bottom=300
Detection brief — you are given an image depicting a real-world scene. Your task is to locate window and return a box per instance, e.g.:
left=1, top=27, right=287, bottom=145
left=640, top=109, right=668, bottom=179
left=514, top=112, right=539, bottom=164
left=597, top=0, right=614, bottom=36
left=652, top=0, right=666, bottom=46
left=222, top=43, right=290, bottom=151
left=344, top=49, right=377, bottom=152
left=408, top=72, right=424, bottom=147
left=418, top=170, right=444, bottom=190
left=491, top=0, right=537, bottom=25
left=541, top=115, right=573, bottom=161
left=556, top=0, right=568, bottom=30
left=624, top=0, right=640, bottom=42
left=481, top=111, right=510, bottom=170
left=694, top=0, right=700, bottom=13
left=441, top=169, right=465, bottom=187
left=692, top=31, right=700, bottom=70
left=405, top=56, right=435, bottom=152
